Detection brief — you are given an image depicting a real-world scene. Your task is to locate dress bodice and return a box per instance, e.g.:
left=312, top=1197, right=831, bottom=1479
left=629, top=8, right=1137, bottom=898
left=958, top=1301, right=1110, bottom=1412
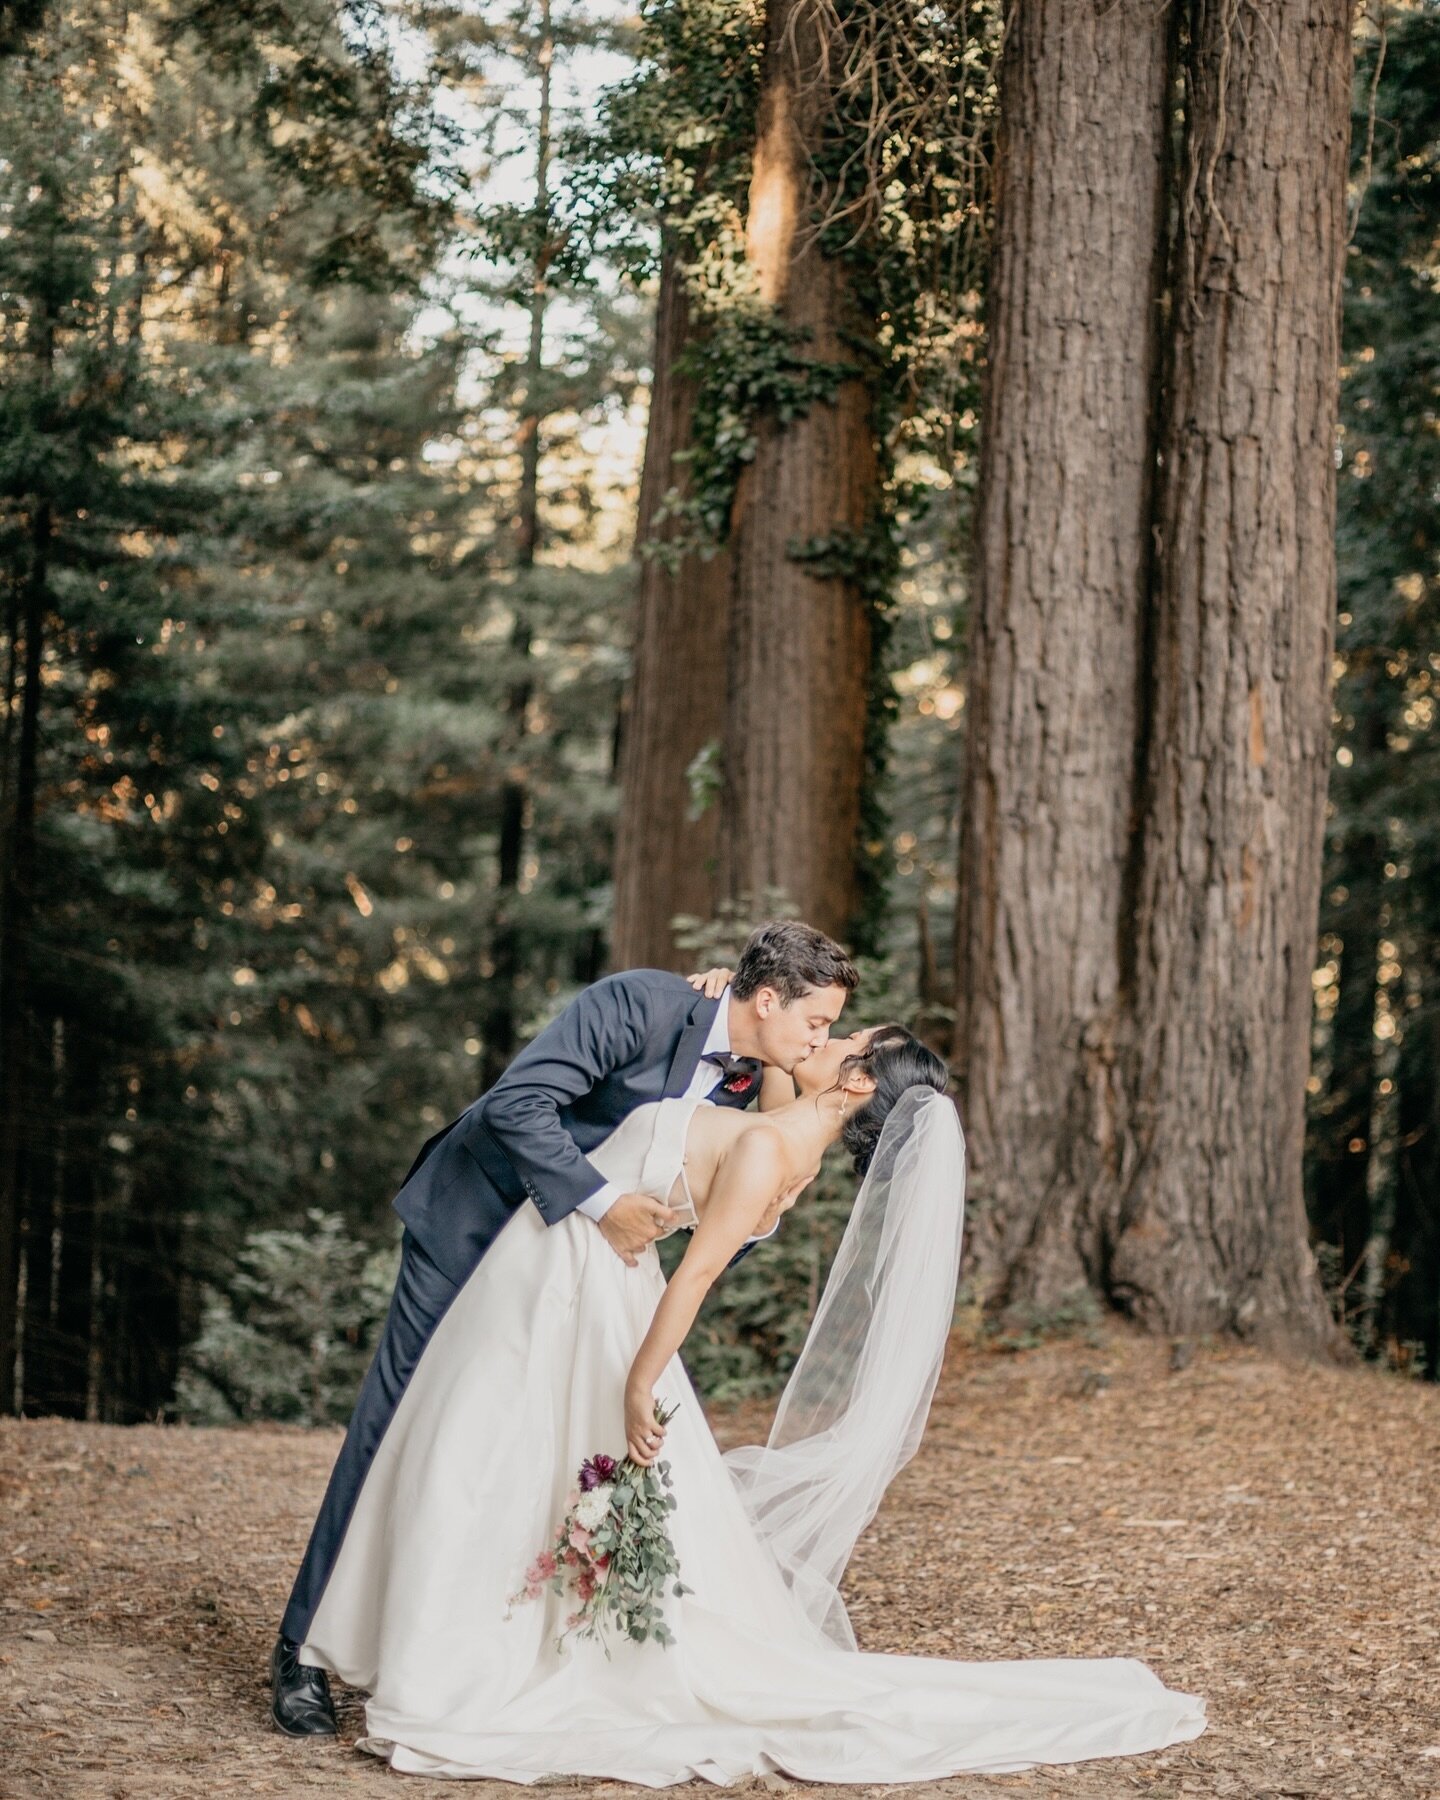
left=586, top=1094, right=778, bottom=1249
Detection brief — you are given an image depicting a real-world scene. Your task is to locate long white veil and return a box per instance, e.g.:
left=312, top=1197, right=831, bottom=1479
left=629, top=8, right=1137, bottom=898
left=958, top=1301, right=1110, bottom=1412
left=721, top=1088, right=967, bottom=1648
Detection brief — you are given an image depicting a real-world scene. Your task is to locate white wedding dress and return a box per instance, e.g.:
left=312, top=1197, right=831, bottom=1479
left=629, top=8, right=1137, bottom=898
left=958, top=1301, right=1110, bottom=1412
left=300, top=1093, right=1207, bottom=1785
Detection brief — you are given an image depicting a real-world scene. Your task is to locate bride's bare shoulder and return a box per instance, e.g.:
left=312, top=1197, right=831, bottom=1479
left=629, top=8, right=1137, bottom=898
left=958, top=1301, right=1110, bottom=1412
left=689, top=1105, right=792, bottom=1175
left=686, top=1104, right=750, bottom=1155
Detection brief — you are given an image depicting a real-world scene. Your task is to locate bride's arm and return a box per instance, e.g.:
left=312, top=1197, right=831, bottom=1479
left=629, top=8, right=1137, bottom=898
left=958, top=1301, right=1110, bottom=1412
left=623, top=1128, right=787, bottom=1465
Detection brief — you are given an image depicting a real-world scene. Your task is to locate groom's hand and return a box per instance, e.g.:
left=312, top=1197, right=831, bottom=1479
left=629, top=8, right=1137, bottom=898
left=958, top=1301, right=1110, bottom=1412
left=598, top=1192, right=681, bottom=1267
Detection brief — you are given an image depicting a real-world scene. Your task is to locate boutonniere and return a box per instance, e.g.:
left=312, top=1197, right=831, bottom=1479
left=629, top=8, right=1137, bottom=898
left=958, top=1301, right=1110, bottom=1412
left=702, top=1051, right=762, bottom=1097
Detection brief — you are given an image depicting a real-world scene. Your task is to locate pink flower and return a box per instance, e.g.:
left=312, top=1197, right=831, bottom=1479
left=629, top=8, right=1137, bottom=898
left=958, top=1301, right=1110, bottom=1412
left=568, top=1523, right=591, bottom=1555
left=524, top=1550, right=557, bottom=1586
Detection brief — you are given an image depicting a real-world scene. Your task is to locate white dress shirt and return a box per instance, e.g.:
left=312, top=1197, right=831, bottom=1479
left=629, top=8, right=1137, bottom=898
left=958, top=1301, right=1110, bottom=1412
left=576, top=986, right=733, bottom=1223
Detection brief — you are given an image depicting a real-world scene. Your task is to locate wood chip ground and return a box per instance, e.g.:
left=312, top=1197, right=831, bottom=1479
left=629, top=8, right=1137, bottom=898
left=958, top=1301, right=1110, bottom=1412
left=3, top=1319, right=1437, bottom=1799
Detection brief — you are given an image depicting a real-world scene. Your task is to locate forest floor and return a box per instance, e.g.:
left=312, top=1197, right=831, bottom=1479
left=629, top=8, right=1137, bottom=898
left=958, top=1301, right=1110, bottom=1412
left=2, top=1318, right=1438, bottom=1800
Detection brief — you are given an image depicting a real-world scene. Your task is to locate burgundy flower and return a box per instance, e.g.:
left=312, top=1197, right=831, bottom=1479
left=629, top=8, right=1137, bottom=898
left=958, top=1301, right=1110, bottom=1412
left=579, top=1452, right=617, bottom=1492
left=703, top=1051, right=762, bottom=1098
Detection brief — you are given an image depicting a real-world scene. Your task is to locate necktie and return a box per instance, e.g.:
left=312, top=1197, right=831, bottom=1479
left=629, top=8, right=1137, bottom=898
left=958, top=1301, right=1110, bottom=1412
left=701, top=1051, right=762, bottom=1101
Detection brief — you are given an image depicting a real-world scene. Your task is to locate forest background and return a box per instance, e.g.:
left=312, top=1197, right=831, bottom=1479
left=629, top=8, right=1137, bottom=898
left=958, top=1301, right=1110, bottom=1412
left=0, top=0, right=1435, bottom=1427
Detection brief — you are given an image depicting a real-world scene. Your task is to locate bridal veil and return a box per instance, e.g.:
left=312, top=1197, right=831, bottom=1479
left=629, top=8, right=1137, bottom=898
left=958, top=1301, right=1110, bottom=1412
left=723, top=1088, right=967, bottom=1649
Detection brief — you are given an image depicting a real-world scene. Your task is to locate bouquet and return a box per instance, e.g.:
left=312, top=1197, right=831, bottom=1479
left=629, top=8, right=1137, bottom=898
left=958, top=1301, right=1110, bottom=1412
left=506, top=1400, right=690, bottom=1655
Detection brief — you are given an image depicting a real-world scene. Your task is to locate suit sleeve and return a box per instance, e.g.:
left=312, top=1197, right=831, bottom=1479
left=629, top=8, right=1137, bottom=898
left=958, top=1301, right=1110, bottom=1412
left=479, top=974, right=655, bottom=1227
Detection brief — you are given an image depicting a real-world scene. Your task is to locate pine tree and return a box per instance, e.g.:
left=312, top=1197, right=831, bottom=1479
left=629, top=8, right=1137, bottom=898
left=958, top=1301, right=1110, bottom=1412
left=1310, top=4, right=1440, bottom=1373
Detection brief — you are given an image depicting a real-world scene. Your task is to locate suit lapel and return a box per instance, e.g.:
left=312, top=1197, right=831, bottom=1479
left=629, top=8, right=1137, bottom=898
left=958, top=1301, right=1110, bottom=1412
left=663, top=993, right=719, bottom=1097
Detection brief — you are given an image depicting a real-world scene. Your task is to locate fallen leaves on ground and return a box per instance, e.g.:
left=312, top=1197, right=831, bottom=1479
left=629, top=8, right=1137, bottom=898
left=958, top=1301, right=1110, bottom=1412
left=2, top=1317, right=1438, bottom=1799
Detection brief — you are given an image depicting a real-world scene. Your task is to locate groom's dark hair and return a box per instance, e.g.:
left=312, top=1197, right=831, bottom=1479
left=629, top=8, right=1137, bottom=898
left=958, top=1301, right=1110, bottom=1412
left=731, top=920, right=859, bottom=1004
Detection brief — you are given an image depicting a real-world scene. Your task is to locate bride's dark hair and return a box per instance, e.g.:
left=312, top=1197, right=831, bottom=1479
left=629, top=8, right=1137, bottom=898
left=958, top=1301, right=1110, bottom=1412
left=832, top=1025, right=950, bottom=1176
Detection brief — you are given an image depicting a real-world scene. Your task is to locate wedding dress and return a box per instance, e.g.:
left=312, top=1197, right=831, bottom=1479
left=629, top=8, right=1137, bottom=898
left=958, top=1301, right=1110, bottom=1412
left=300, top=1091, right=1207, bottom=1785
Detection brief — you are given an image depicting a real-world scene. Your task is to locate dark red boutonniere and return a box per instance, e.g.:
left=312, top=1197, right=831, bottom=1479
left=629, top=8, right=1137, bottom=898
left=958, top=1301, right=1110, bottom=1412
left=702, top=1051, right=762, bottom=1098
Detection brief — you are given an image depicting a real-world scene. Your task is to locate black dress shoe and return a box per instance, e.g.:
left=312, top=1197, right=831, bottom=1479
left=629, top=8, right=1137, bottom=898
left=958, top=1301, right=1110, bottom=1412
left=270, top=1632, right=338, bottom=1737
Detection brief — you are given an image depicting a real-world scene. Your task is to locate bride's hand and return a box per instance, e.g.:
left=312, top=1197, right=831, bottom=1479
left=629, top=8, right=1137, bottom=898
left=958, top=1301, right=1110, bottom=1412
left=624, top=1382, right=667, bottom=1467
left=686, top=966, right=735, bottom=1000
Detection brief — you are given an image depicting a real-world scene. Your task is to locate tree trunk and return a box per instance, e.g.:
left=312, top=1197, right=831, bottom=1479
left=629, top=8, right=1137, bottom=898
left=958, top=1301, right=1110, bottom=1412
left=610, top=243, right=732, bottom=970
left=0, top=488, right=49, bottom=1412
left=716, top=0, right=877, bottom=945
left=1391, top=991, right=1440, bottom=1377
left=483, top=1, right=550, bottom=1085
left=954, top=0, right=1177, bottom=1304
left=1116, top=0, right=1353, bottom=1349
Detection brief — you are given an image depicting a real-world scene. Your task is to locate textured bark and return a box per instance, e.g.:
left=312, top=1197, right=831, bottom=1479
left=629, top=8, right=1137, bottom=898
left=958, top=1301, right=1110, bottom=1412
left=717, top=0, right=877, bottom=945
left=954, top=0, right=1176, bottom=1303
left=1116, top=0, right=1354, bottom=1348
left=610, top=244, right=731, bottom=971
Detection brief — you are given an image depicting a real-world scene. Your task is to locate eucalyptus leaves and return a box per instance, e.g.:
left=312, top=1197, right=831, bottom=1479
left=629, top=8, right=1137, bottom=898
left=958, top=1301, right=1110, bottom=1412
left=507, top=1400, right=691, bottom=1655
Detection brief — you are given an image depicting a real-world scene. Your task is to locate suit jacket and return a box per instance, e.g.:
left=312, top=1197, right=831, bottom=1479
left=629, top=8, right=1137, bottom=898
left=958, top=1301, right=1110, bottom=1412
left=392, top=970, right=757, bottom=1287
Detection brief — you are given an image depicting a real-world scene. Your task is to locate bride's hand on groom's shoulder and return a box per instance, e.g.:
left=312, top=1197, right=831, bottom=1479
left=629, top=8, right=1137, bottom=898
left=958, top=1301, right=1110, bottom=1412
left=686, top=966, right=734, bottom=999
left=598, top=1193, right=682, bottom=1267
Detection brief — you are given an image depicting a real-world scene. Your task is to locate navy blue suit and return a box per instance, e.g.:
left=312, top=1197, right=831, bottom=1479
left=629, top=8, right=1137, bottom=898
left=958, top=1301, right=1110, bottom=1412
left=282, top=971, right=755, bottom=1643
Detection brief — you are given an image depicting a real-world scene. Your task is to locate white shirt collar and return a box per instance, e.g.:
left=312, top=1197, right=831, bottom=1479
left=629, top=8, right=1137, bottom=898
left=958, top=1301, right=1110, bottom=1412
left=703, top=986, right=732, bottom=1058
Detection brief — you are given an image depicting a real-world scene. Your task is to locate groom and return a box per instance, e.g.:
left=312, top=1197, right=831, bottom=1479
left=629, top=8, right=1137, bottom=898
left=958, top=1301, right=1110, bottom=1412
left=271, top=918, right=859, bottom=1736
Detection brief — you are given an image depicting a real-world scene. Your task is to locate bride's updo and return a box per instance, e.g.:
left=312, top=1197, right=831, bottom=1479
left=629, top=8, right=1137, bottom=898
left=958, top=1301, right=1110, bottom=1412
left=834, top=1024, right=950, bottom=1176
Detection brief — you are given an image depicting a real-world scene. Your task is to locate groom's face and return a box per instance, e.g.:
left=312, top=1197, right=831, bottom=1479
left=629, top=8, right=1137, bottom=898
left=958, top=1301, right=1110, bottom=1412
left=752, top=982, right=849, bottom=1073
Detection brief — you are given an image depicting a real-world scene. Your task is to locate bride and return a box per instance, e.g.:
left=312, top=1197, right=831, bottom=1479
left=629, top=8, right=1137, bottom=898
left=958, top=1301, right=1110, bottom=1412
left=298, top=1020, right=1207, bottom=1785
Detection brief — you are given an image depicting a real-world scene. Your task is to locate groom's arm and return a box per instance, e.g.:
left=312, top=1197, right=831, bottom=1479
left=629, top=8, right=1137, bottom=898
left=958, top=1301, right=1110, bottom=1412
left=479, top=972, right=656, bottom=1228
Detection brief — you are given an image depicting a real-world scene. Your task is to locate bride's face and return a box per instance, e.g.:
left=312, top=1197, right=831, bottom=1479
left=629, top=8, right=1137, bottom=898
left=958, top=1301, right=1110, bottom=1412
left=791, top=1027, right=878, bottom=1098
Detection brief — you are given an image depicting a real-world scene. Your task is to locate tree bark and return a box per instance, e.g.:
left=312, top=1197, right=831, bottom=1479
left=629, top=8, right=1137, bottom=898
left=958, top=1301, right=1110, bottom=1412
left=0, top=490, right=49, bottom=1412
left=954, top=0, right=1177, bottom=1304
left=716, top=0, right=877, bottom=945
left=610, top=244, right=732, bottom=970
left=1116, top=0, right=1354, bottom=1348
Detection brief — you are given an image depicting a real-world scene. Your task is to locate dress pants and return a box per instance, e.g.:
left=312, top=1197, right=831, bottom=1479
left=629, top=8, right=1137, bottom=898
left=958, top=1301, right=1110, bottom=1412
left=280, top=1228, right=460, bottom=1644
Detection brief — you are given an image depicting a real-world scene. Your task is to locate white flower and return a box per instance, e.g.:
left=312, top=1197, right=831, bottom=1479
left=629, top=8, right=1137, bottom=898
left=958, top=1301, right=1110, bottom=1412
left=574, top=1486, right=613, bottom=1532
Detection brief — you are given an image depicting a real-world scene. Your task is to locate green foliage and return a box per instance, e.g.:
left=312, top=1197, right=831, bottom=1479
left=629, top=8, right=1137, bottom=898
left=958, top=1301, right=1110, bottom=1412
left=176, top=1210, right=399, bottom=1424
left=0, top=0, right=635, bottom=1419
left=659, top=1158, right=855, bottom=1402
left=984, top=1290, right=1105, bottom=1356
left=1307, top=5, right=1440, bottom=1377
left=670, top=888, right=801, bottom=967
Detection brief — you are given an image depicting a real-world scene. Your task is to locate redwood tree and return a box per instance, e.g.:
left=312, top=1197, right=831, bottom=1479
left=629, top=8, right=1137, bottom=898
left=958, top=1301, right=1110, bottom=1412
left=610, top=244, right=732, bottom=971
left=713, top=0, right=879, bottom=945
left=953, top=0, right=1177, bottom=1296
left=1113, top=0, right=1354, bottom=1346
left=959, top=0, right=1354, bottom=1353
left=610, top=0, right=887, bottom=966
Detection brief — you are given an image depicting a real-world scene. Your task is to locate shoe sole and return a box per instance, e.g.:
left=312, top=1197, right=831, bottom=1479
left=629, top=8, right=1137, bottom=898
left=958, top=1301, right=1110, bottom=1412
left=270, top=1708, right=338, bottom=1739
